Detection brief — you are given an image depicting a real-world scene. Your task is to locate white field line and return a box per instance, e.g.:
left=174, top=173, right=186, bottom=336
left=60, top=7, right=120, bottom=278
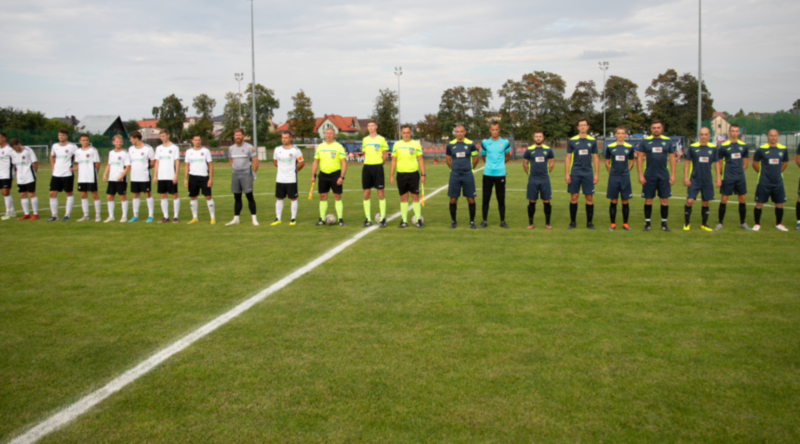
left=7, top=169, right=481, bottom=444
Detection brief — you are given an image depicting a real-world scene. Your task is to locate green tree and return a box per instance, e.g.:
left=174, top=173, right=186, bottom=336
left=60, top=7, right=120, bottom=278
left=188, top=93, right=217, bottom=140
left=437, top=86, right=469, bottom=138
left=533, top=72, right=571, bottom=145
left=604, top=75, right=647, bottom=134
left=370, top=88, right=399, bottom=138
left=242, top=83, right=280, bottom=144
left=645, top=69, right=714, bottom=140
left=466, top=87, right=493, bottom=138
left=569, top=80, right=600, bottom=135
left=792, top=99, right=800, bottom=112
left=0, top=107, right=70, bottom=131
left=152, top=94, right=188, bottom=141
left=498, top=79, right=535, bottom=140
left=286, top=89, right=316, bottom=138
left=416, top=114, right=441, bottom=140
left=124, top=119, right=141, bottom=133
left=220, top=92, right=243, bottom=141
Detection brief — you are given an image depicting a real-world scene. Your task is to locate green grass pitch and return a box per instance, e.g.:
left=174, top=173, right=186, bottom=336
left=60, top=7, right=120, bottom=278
left=2, top=161, right=800, bottom=442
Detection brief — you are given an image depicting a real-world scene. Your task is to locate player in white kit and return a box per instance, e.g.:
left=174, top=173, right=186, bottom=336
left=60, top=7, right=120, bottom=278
left=102, top=135, right=131, bottom=223
left=74, top=134, right=102, bottom=222
left=0, top=132, right=16, bottom=220
left=152, top=132, right=182, bottom=223
left=183, top=135, right=216, bottom=224
left=47, top=129, right=78, bottom=221
left=127, top=131, right=155, bottom=223
left=9, top=139, right=39, bottom=220
left=272, top=130, right=305, bottom=225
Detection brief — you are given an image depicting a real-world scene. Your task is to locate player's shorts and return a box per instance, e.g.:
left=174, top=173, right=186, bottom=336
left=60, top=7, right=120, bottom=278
left=448, top=173, right=476, bottom=198
left=157, top=180, right=178, bottom=195
left=318, top=171, right=343, bottom=195
left=482, top=175, right=506, bottom=197
left=754, top=181, right=786, bottom=204
left=106, top=181, right=128, bottom=196
left=397, top=172, right=420, bottom=195
left=275, top=182, right=298, bottom=199
left=687, top=180, right=715, bottom=201
left=130, top=181, right=151, bottom=194
left=567, top=173, right=594, bottom=195
left=17, top=182, right=35, bottom=193
left=231, top=169, right=254, bottom=194
left=0, top=179, right=11, bottom=189
left=606, top=175, right=633, bottom=200
left=188, top=175, right=212, bottom=198
left=49, top=175, right=74, bottom=193
left=362, top=164, right=385, bottom=190
left=720, top=178, right=747, bottom=196
left=77, top=181, right=98, bottom=193
left=641, top=176, right=671, bottom=199
left=526, top=179, right=552, bottom=201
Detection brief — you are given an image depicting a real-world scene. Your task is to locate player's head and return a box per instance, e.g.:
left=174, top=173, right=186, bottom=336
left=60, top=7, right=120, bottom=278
left=698, top=127, right=710, bottom=144
left=233, top=128, right=244, bottom=144
left=0, top=132, right=6, bottom=145
left=281, top=130, right=293, bottom=146
left=533, top=130, right=544, bottom=145
left=454, top=124, right=466, bottom=141
left=401, top=125, right=412, bottom=142
left=767, top=128, right=779, bottom=145
left=112, top=135, right=123, bottom=149
left=614, top=126, right=627, bottom=141
left=79, top=134, right=90, bottom=147
left=8, top=138, right=21, bottom=151
left=129, top=131, right=142, bottom=143
left=489, top=121, right=500, bottom=138
left=367, top=120, right=377, bottom=134
left=650, top=120, right=663, bottom=137
left=191, top=134, right=203, bottom=148
left=576, top=118, right=589, bottom=134
left=159, top=132, right=170, bottom=143
left=57, top=128, right=69, bottom=142
left=728, top=124, right=740, bottom=140
left=324, top=127, right=335, bottom=142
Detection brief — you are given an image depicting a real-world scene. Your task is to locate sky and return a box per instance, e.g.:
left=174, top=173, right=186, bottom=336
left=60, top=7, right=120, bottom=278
left=1, top=0, right=799, bottom=126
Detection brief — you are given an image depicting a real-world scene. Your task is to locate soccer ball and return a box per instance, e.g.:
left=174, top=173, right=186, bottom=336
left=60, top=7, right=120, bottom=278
left=412, top=215, right=424, bottom=224
left=374, top=213, right=382, bottom=224
left=325, top=214, right=337, bottom=225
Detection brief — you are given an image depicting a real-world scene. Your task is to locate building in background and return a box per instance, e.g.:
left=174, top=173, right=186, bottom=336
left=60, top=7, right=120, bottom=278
left=710, top=112, right=730, bottom=143
left=276, top=114, right=361, bottom=138
left=137, top=119, right=161, bottom=141
left=78, top=116, right=128, bottom=138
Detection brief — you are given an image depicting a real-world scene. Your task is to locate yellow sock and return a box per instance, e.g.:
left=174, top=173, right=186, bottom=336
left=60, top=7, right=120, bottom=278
left=319, top=201, right=328, bottom=219
left=379, top=199, right=386, bottom=219
left=400, top=202, right=409, bottom=222
left=363, top=199, right=371, bottom=219
left=335, top=200, right=343, bottom=219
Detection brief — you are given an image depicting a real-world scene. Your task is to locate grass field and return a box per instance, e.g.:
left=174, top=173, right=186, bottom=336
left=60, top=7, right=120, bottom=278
left=2, top=160, right=800, bottom=443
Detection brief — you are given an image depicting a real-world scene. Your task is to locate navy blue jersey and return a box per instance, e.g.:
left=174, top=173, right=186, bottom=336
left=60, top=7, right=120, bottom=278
left=523, top=145, right=554, bottom=181
left=685, top=143, right=719, bottom=184
left=638, top=136, right=676, bottom=178
left=566, top=136, right=597, bottom=175
left=604, top=142, right=634, bottom=176
left=753, top=144, right=788, bottom=185
left=718, top=140, right=749, bottom=182
left=446, top=138, right=478, bottom=175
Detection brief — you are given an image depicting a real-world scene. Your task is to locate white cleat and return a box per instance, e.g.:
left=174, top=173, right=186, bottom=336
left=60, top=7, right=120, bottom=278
left=120, top=218, right=127, bottom=223
left=225, top=219, right=240, bottom=226
left=775, top=224, right=789, bottom=232
left=1, top=214, right=11, bottom=221
left=77, top=215, right=90, bottom=222
left=95, top=216, right=102, bottom=222
left=752, top=224, right=761, bottom=232
left=252, top=218, right=259, bottom=226
left=104, top=216, right=115, bottom=223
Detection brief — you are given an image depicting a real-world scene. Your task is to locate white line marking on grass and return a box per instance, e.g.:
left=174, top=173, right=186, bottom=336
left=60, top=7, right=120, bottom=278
left=8, top=169, right=481, bottom=444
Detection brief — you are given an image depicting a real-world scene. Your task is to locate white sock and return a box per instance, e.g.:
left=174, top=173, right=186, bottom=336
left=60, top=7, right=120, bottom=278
left=206, top=199, right=215, bottom=219
left=291, top=200, right=298, bottom=220
left=31, top=197, right=38, bottom=215
left=21, top=197, right=29, bottom=215
left=3, top=195, right=13, bottom=214
left=191, top=200, right=198, bottom=219
left=146, top=197, right=154, bottom=217
left=50, top=197, right=58, bottom=216
left=132, top=198, right=140, bottom=217
left=161, top=199, right=169, bottom=218
left=81, top=198, right=89, bottom=216
left=173, top=198, right=180, bottom=218
left=94, top=200, right=101, bottom=217
left=66, top=195, right=74, bottom=217
left=275, top=200, right=284, bottom=220
left=232, top=215, right=240, bottom=222
left=108, top=201, right=115, bottom=217
left=122, top=200, right=128, bottom=219
left=252, top=214, right=258, bottom=224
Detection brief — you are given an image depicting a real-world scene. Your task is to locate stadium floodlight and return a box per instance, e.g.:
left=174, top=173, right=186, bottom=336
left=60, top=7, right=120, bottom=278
left=395, top=67, right=403, bottom=140
left=697, top=0, right=703, bottom=140
left=250, top=0, right=257, bottom=148
left=599, top=61, right=609, bottom=139
left=235, top=73, right=244, bottom=125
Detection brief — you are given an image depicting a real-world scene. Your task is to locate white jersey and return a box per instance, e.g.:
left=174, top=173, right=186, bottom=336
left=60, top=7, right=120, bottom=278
left=154, top=144, right=181, bottom=180
left=11, top=147, right=37, bottom=185
left=0, top=145, right=13, bottom=180
left=51, top=142, right=78, bottom=177
left=128, top=144, right=154, bottom=182
left=75, top=147, right=100, bottom=183
left=185, top=147, right=212, bottom=176
left=107, top=150, right=131, bottom=181
left=273, top=146, right=304, bottom=184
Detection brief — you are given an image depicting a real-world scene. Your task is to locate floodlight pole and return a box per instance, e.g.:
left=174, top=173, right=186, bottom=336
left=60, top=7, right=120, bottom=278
left=697, top=0, right=702, bottom=140
left=599, top=61, right=608, bottom=139
left=250, top=0, right=257, bottom=148
left=395, top=67, right=403, bottom=139
left=235, top=73, right=244, bottom=126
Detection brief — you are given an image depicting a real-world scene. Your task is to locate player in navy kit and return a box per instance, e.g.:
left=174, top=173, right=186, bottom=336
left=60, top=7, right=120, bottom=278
left=446, top=125, right=480, bottom=229
left=604, top=127, right=635, bottom=231
left=682, top=128, right=721, bottom=231
left=751, top=129, right=789, bottom=231
left=636, top=120, right=676, bottom=231
left=715, top=124, right=751, bottom=230
left=565, top=119, right=599, bottom=229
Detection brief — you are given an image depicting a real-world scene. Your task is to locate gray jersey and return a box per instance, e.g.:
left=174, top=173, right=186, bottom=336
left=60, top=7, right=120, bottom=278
left=229, top=142, right=256, bottom=170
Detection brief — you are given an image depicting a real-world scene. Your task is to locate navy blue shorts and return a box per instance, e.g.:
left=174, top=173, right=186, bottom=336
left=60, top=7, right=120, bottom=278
left=606, top=176, right=633, bottom=200
left=720, top=178, right=747, bottom=196
left=754, top=182, right=786, bottom=204
left=641, top=176, right=671, bottom=199
left=567, top=173, right=594, bottom=195
left=687, top=181, right=715, bottom=201
left=448, top=173, right=476, bottom=198
left=526, top=179, right=552, bottom=201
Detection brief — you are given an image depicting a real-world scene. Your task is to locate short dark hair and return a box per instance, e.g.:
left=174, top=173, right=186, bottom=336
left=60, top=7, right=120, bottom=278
left=650, top=120, right=663, bottom=127
left=366, top=120, right=376, bottom=125
left=129, top=131, right=142, bottom=140
left=489, top=121, right=500, bottom=127
left=8, top=138, right=20, bottom=147
left=192, top=134, right=202, bottom=139
left=614, top=126, right=627, bottom=133
left=78, top=133, right=89, bottom=140
left=281, top=130, right=294, bottom=138
left=0, top=132, right=6, bottom=138
left=729, top=124, right=740, bottom=130
left=533, top=130, right=544, bottom=136
left=400, top=124, right=412, bottom=131
left=576, top=118, right=589, bottom=126
left=58, top=129, right=69, bottom=136
left=233, top=128, right=245, bottom=135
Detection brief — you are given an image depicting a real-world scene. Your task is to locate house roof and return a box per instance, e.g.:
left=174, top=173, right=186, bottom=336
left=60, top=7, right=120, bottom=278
left=711, top=112, right=726, bottom=120
left=211, top=115, right=226, bottom=123
left=79, top=116, right=124, bottom=135
left=138, top=119, right=159, bottom=128
left=277, top=114, right=359, bottom=133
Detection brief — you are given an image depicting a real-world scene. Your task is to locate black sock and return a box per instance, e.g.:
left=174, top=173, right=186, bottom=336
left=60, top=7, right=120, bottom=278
left=739, top=203, right=747, bottom=224
left=684, top=205, right=692, bottom=225
left=233, top=193, right=243, bottom=216
left=797, top=203, right=800, bottom=223
left=718, top=203, right=727, bottom=224
left=528, top=202, right=536, bottom=224
left=481, top=177, right=492, bottom=221
left=776, top=207, right=784, bottom=225
left=644, top=204, right=652, bottom=223
left=569, top=202, right=578, bottom=223
left=481, top=199, right=489, bottom=221
left=544, top=202, right=552, bottom=225
left=586, top=204, right=594, bottom=224
left=622, top=203, right=630, bottom=224
left=245, top=192, right=256, bottom=215
left=498, top=197, right=506, bottom=222
left=610, top=202, right=617, bottom=224
left=754, top=207, right=762, bottom=225
left=450, top=203, right=457, bottom=222
left=661, top=205, right=669, bottom=224
left=468, top=202, right=476, bottom=222
left=702, top=206, right=709, bottom=226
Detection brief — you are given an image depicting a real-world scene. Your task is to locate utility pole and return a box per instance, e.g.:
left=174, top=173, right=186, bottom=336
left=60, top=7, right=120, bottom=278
left=599, top=61, right=609, bottom=140
left=250, top=0, right=258, bottom=147
left=395, top=67, right=403, bottom=139
left=235, top=73, right=244, bottom=127
left=697, top=0, right=703, bottom=140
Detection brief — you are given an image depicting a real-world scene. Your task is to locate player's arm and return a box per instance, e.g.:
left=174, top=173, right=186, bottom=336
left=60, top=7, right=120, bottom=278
left=564, top=152, right=572, bottom=184
left=636, top=151, right=646, bottom=185
left=183, top=161, right=190, bottom=187
left=504, top=144, right=511, bottom=164
left=522, top=155, right=529, bottom=175
left=32, top=161, right=39, bottom=174
left=796, top=150, right=800, bottom=168
left=548, top=158, right=555, bottom=173
left=390, top=155, right=397, bottom=185
left=628, top=159, right=634, bottom=171
left=337, top=157, right=347, bottom=185
left=252, top=156, right=259, bottom=173
left=668, top=152, right=676, bottom=185
left=49, top=151, right=55, bottom=170
left=782, top=161, right=788, bottom=172
left=752, top=160, right=760, bottom=173
left=207, top=161, right=213, bottom=188
left=471, top=151, right=480, bottom=169
left=605, top=159, right=611, bottom=172
left=418, top=153, right=426, bottom=184
left=683, top=157, right=691, bottom=187
left=152, top=159, right=160, bottom=183
left=592, top=153, right=599, bottom=184
left=714, top=159, right=722, bottom=187
left=102, top=164, right=110, bottom=182
left=445, top=145, right=452, bottom=169
left=382, top=149, right=388, bottom=164
left=120, top=165, right=130, bottom=182
left=172, top=159, right=179, bottom=184
left=296, top=156, right=305, bottom=173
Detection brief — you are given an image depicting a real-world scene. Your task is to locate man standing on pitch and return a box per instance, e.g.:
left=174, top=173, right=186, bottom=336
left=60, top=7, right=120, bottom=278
left=102, top=135, right=131, bottom=223
left=226, top=128, right=259, bottom=226
left=127, top=131, right=155, bottom=223
left=604, top=127, right=635, bottom=231
left=682, top=128, right=721, bottom=231
left=636, top=120, right=676, bottom=231
left=9, top=139, right=38, bottom=220
left=152, top=131, right=181, bottom=223
left=74, top=134, right=102, bottom=222
left=522, top=131, right=555, bottom=229
left=446, top=125, right=479, bottom=229
left=184, top=135, right=215, bottom=225
left=565, top=119, right=599, bottom=229
left=479, top=121, right=511, bottom=229
left=751, top=129, right=789, bottom=231
left=360, top=120, right=389, bottom=227
left=0, top=132, right=16, bottom=220
left=390, top=125, right=426, bottom=229
left=272, top=130, right=304, bottom=225
left=715, top=124, right=750, bottom=230
left=47, top=129, right=78, bottom=221
left=310, top=128, right=347, bottom=226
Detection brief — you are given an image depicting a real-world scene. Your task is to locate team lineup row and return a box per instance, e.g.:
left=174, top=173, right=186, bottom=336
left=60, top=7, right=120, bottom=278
left=1, top=119, right=799, bottom=231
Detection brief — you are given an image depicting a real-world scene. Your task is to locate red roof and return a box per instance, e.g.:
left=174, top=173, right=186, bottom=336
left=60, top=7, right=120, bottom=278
left=277, top=114, right=359, bottom=133
left=711, top=112, right=726, bottom=120
left=138, top=119, right=159, bottom=128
